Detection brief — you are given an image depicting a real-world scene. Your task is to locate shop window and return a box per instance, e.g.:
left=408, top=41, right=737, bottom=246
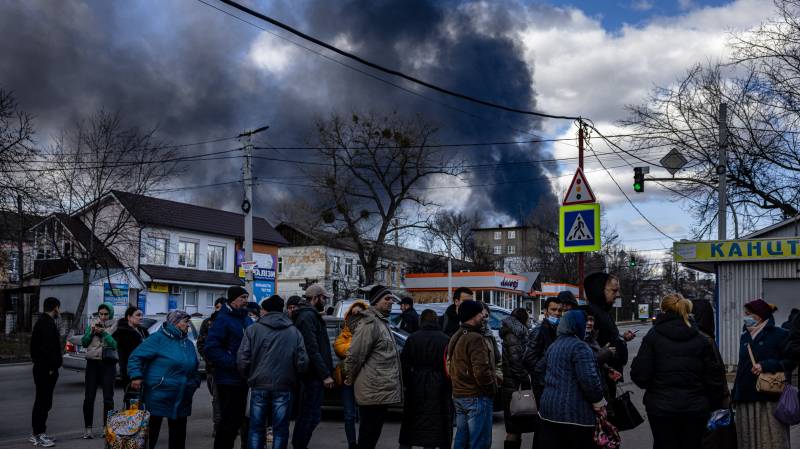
left=508, top=230, right=516, bottom=239
left=493, top=245, right=502, bottom=255
left=493, top=231, right=502, bottom=240
left=178, top=240, right=197, bottom=268
left=184, top=288, right=198, bottom=307
left=207, top=244, right=225, bottom=271
left=142, top=236, right=168, bottom=265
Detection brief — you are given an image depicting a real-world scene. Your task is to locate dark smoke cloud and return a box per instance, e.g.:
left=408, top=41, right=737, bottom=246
left=0, top=0, right=556, bottom=223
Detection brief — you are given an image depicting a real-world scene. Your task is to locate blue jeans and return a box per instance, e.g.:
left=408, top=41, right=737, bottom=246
left=453, top=397, right=493, bottom=449
left=249, top=389, right=292, bottom=449
left=291, top=379, right=324, bottom=449
left=341, top=384, right=358, bottom=444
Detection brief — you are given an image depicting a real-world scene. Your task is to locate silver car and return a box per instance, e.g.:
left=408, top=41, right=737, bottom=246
left=63, top=316, right=206, bottom=375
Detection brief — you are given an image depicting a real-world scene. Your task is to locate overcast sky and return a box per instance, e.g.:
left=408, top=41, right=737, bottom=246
left=0, top=0, right=777, bottom=263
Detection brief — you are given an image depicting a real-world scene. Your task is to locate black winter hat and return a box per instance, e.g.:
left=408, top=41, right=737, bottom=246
left=400, top=296, right=414, bottom=306
left=584, top=272, right=612, bottom=309
left=286, top=295, right=302, bottom=308
left=227, top=285, right=248, bottom=303
left=458, top=300, right=484, bottom=323
left=557, top=291, right=578, bottom=308
left=246, top=302, right=260, bottom=315
left=367, top=285, right=393, bottom=305
left=261, top=295, right=285, bottom=313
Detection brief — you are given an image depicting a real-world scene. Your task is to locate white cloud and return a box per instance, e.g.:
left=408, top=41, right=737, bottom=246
left=632, top=0, right=655, bottom=11
left=678, top=0, right=695, bottom=10
left=248, top=34, right=298, bottom=75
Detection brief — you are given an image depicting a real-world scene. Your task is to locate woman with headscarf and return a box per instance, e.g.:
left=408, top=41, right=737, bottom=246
left=631, top=294, right=726, bottom=449
left=732, top=299, right=792, bottom=449
left=128, top=310, right=201, bottom=449
left=537, top=310, right=606, bottom=449
left=81, top=302, right=118, bottom=439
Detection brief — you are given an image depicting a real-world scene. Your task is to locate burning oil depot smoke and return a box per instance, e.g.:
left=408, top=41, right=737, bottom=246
left=0, top=0, right=556, bottom=219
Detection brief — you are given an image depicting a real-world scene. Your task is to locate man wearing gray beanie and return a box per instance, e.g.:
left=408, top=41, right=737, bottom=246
left=344, top=285, right=402, bottom=449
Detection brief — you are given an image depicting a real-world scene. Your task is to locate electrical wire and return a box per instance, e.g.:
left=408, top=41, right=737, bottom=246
left=210, top=0, right=582, bottom=121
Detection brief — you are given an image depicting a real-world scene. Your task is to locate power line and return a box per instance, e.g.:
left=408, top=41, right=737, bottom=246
left=586, top=141, right=676, bottom=241
left=212, top=0, right=582, bottom=121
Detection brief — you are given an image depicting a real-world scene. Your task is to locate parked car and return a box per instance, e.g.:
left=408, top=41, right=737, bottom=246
left=63, top=315, right=206, bottom=376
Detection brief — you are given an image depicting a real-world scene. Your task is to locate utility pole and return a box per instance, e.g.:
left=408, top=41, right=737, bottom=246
left=717, top=103, right=728, bottom=240
left=447, top=236, right=453, bottom=302
left=577, top=123, right=585, bottom=301
left=238, top=125, right=269, bottom=297
left=16, top=194, right=25, bottom=331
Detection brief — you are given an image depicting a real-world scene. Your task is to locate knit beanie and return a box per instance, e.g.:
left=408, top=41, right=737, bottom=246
left=261, top=295, right=285, bottom=313
left=367, top=285, right=392, bottom=305
left=227, top=285, right=248, bottom=303
left=286, top=295, right=302, bottom=308
left=458, top=300, right=484, bottom=323
left=557, top=290, right=578, bottom=308
left=166, top=310, right=190, bottom=326
left=745, top=299, right=773, bottom=321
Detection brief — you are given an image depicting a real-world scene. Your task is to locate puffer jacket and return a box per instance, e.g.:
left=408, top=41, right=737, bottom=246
left=81, top=304, right=118, bottom=360
left=293, top=303, right=334, bottom=381
left=237, top=312, right=308, bottom=390
left=128, top=323, right=201, bottom=419
left=112, top=318, right=149, bottom=381
left=203, top=304, right=253, bottom=386
left=334, top=302, right=368, bottom=359
left=630, top=312, right=726, bottom=416
left=448, top=323, right=497, bottom=398
left=501, top=316, right=530, bottom=390
left=344, top=308, right=403, bottom=406
left=584, top=273, right=628, bottom=372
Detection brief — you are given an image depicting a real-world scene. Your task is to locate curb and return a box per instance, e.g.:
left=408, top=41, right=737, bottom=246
left=0, top=361, right=31, bottom=367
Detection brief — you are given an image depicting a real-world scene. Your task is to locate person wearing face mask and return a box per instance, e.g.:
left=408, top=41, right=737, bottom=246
left=732, top=299, right=792, bottom=449
left=29, top=297, right=62, bottom=448
left=291, top=284, right=335, bottom=449
left=81, top=302, right=118, bottom=439
left=129, top=310, right=201, bottom=449
left=524, top=297, right=562, bottom=404
left=204, top=286, right=254, bottom=449
left=113, top=306, right=150, bottom=387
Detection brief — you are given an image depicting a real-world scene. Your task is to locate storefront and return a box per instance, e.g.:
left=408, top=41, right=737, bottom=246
left=404, top=271, right=538, bottom=310
left=675, top=216, right=800, bottom=365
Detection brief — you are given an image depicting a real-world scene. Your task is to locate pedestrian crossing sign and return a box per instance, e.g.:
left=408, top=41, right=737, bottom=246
left=559, top=203, right=601, bottom=253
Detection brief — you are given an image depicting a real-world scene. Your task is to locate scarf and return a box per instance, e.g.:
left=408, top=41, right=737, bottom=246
left=747, top=319, right=768, bottom=340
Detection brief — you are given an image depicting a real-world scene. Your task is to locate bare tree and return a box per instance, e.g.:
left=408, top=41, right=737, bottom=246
left=623, top=62, right=799, bottom=237
left=312, top=112, right=461, bottom=284
left=0, top=88, right=36, bottom=205
left=424, top=209, right=480, bottom=261
left=43, top=111, right=179, bottom=330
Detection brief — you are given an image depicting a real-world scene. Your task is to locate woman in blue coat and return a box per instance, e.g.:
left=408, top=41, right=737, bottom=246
left=129, top=310, right=201, bottom=449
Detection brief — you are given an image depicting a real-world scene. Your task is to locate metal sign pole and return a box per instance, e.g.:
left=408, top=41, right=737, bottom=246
left=578, top=123, right=585, bottom=301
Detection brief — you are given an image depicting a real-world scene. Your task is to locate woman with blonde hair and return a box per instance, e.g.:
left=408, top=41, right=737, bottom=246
left=333, top=301, right=368, bottom=449
left=631, top=293, right=726, bottom=449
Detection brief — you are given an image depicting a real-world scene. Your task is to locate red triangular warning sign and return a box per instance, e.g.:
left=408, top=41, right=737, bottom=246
left=562, top=168, right=596, bottom=205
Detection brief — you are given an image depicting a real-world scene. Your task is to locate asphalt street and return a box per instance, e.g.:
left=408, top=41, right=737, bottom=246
left=1, top=323, right=796, bottom=448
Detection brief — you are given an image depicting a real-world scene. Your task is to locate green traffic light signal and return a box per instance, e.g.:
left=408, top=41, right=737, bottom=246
left=633, top=182, right=643, bottom=192
left=633, top=167, right=645, bottom=193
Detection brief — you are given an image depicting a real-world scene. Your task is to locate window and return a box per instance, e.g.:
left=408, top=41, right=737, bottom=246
left=345, top=258, right=354, bottom=277
left=508, top=230, right=516, bottom=239
left=493, top=245, right=502, bottom=255
left=507, top=245, right=515, bottom=254
left=142, top=236, right=168, bottom=265
left=184, top=288, right=198, bottom=307
left=377, top=269, right=386, bottom=282
left=331, top=256, right=340, bottom=273
left=207, top=244, right=225, bottom=271
left=277, top=257, right=283, bottom=273
left=493, top=231, right=502, bottom=240
left=178, top=240, right=197, bottom=267
left=391, top=265, right=397, bottom=283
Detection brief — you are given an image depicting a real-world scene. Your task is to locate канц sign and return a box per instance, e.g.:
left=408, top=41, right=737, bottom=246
left=674, top=238, right=800, bottom=263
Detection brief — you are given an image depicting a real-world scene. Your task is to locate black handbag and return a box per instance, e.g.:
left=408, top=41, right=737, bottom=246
left=608, top=390, right=644, bottom=431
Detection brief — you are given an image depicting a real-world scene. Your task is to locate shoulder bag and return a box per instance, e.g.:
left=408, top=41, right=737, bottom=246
left=747, top=343, right=785, bottom=395
left=509, top=387, right=537, bottom=417
left=608, top=387, right=644, bottom=431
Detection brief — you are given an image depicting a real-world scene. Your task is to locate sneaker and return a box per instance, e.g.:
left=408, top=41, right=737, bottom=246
left=82, top=428, right=93, bottom=439
left=41, top=434, right=55, bottom=442
left=30, top=434, right=55, bottom=447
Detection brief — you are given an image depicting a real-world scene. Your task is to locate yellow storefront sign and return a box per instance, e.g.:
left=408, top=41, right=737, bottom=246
left=674, top=238, right=800, bottom=263
left=149, top=283, right=169, bottom=293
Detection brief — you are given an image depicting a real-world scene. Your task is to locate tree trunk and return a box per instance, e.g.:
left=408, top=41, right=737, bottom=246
left=72, top=268, right=92, bottom=332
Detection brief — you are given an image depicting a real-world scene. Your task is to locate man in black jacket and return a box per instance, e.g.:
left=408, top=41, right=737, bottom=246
left=30, top=297, right=62, bottom=447
left=441, top=287, right=473, bottom=337
left=197, top=297, right=225, bottom=436
left=291, top=284, right=334, bottom=449
left=398, top=296, right=419, bottom=334
left=524, top=296, right=562, bottom=401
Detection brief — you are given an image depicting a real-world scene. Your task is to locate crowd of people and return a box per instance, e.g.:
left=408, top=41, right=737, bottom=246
left=25, top=272, right=800, bottom=449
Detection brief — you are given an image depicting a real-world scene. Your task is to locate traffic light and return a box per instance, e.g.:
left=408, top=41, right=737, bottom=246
left=633, top=167, right=646, bottom=193
left=629, top=256, right=636, bottom=268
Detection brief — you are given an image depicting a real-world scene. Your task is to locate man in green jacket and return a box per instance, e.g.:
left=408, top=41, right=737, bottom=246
left=344, top=285, right=402, bottom=449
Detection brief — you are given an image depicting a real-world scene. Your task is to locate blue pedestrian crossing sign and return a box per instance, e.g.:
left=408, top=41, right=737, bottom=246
left=559, top=203, right=601, bottom=253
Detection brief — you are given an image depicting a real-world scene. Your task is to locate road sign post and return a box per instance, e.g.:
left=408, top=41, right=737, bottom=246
left=559, top=203, right=601, bottom=253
